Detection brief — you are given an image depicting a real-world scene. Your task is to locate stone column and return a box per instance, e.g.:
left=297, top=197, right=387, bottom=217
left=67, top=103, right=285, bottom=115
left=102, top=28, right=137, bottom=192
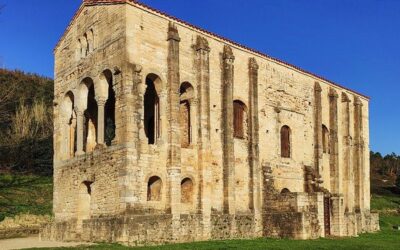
left=353, top=97, right=364, bottom=213
left=222, top=45, right=235, bottom=215
left=195, top=35, right=212, bottom=239
left=96, top=98, right=106, bottom=147
left=329, top=89, right=345, bottom=236
left=121, top=64, right=143, bottom=209
left=75, top=109, right=85, bottom=155
left=248, top=59, right=258, bottom=209
left=167, top=22, right=181, bottom=240
left=248, top=58, right=262, bottom=234
left=314, top=82, right=323, bottom=183
left=342, top=93, right=354, bottom=212
left=69, top=113, right=77, bottom=158
left=329, top=89, right=339, bottom=194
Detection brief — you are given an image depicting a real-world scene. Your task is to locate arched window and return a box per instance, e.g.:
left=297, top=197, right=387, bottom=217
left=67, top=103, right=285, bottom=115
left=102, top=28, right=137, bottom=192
left=103, top=70, right=116, bottom=146
left=83, top=33, right=89, bottom=56
left=281, top=125, right=291, bottom=158
left=144, top=74, right=161, bottom=145
left=233, top=100, right=247, bottom=139
left=281, top=188, right=291, bottom=194
left=322, top=125, right=330, bottom=154
left=180, top=82, right=194, bottom=148
left=62, top=91, right=76, bottom=159
left=147, top=176, right=162, bottom=201
left=181, top=178, right=194, bottom=204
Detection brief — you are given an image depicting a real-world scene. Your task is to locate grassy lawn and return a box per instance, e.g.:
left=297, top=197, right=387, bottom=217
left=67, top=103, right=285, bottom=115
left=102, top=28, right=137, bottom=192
left=0, top=174, right=53, bottom=221
left=371, top=194, right=400, bottom=211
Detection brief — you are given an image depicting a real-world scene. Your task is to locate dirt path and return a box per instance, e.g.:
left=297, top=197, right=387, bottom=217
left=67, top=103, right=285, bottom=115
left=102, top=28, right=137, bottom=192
left=0, top=236, right=93, bottom=250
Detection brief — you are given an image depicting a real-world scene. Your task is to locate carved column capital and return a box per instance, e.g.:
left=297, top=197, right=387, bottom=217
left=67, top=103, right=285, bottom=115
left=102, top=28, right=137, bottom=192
left=249, top=57, right=259, bottom=71
left=167, top=22, right=181, bottom=42
left=96, top=97, right=107, bottom=106
left=195, top=36, right=210, bottom=52
left=189, top=98, right=199, bottom=106
left=132, top=64, right=142, bottom=74
left=354, top=97, right=363, bottom=107
left=113, top=66, right=121, bottom=75
left=341, top=92, right=351, bottom=103
left=329, top=88, right=339, bottom=98
left=222, top=45, right=235, bottom=61
left=314, top=82, right=322, bottom=92
left=74, top=107, right=84, bottom=116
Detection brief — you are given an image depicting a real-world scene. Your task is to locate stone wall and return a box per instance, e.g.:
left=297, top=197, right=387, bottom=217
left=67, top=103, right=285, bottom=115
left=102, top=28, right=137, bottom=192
left=42, top=213, right=260, bottom=246
left=53, top=145, right=127, bottom=221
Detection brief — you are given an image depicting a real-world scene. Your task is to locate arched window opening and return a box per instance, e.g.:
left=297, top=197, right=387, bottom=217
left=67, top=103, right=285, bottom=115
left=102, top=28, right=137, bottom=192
left=147, top=176, right=162, bottom=201
left=281, top=188, right=291, bottom=194
left=104, top=70, right=116, bottom=146
left=77, top=39, right=83, bottom=60
left=83, top=33, right=89, bottom=56
left=181, top=178, right=194, bottom=204
left=281, top=125, right=291, bottom=158
left=77, top=181, right=92, bottom=230
left=322, top=125, right=330, bottom=154
left=83, top=80, right=97, bottom=153
left=233, top=100, right=247, bottom=139
left=144, top=74, right=161, bottom=145
left=179, top=82, right=194, bottom=148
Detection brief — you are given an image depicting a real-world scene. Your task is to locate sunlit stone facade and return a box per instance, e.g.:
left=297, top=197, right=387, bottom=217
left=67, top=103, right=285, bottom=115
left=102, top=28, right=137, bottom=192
left=42, top=0, right=379, bottom=245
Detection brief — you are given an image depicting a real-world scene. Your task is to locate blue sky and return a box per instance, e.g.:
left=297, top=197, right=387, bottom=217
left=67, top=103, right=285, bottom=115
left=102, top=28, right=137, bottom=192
left=0, top=0, right=399, bottom=155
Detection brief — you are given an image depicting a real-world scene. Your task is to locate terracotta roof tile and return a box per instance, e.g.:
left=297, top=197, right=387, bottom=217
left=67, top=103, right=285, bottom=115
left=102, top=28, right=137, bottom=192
left=55, top=0, right=369, bottom=99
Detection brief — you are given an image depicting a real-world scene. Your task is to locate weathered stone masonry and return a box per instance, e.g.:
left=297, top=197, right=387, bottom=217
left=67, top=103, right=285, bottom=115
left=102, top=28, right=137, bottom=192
left=42, top=0, right=379, bottom=245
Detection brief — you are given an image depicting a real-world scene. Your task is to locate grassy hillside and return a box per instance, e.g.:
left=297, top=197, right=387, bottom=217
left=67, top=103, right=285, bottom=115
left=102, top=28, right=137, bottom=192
left=0, top=69, right=53, bottom=175
left=0, top=174, right=52, bottom=222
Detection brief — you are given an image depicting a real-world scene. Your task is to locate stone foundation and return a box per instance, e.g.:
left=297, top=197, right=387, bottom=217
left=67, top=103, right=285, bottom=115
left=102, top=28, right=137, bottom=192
left=41, top=214, right=261, bottom=246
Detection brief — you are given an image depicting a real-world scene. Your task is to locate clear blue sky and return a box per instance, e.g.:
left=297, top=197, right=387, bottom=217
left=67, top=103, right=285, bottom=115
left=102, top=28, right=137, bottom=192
left=0, top=0, right=399, bottom=155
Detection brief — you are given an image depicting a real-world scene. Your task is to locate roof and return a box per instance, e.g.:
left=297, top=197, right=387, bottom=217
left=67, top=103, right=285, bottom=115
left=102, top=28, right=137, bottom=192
left=55, top=0, right=370, bottom=100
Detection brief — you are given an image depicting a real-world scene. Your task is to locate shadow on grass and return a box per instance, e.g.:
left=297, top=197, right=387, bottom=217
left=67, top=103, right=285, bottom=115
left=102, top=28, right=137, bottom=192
left=0, top=174, right=53, bottom=221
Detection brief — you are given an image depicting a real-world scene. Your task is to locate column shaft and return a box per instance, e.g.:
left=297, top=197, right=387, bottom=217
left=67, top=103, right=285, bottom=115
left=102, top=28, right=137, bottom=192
left=195, top=36, right=211, bottom=239
left=76, top=110, right=84, bottom=155
left=97, top=100, right=106, bottom=146
left=314, top=82, right=323, bottom=181
left=166, top=22, right=181, bottom=221
left=248, top=58, right=259, bottom=213
left=222, top=45, right=235, bottom=214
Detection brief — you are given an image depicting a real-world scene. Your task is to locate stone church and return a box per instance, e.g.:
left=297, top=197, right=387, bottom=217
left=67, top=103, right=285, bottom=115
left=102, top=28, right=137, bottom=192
left=42, top=0, right=379, bottom=245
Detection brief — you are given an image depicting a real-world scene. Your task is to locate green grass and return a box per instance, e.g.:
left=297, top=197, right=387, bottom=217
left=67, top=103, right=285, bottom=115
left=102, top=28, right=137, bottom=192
left=0, top=174, right=53, bottom=221
left=371, top=194, right=400, bottom=211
